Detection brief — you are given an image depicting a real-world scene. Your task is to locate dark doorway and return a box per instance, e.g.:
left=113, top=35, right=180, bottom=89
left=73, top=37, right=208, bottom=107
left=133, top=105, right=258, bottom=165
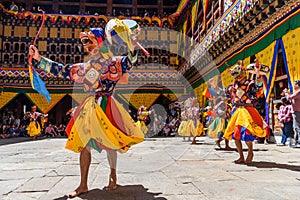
left=47, top=95, right=73, bottom=125
left=0, top=93, right=33, bottom=120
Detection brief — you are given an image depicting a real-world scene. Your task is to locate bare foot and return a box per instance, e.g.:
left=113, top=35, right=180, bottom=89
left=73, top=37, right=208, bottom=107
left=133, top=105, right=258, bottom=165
left=215, top=140, right=221, bottom=148
left=245, top=152, right=253, bottom=164
left=225, top=146, right=234, bottom=151
left=104, top=174, right=117, bottom=191
left=234, top=158, right=245, bottom=164
left=192, top=137, right=197, bottom=144
left=67, top=186, right=88, bottom=198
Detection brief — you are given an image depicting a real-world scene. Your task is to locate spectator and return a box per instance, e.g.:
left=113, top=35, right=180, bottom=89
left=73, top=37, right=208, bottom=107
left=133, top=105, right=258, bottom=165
left=126, top=9, right=130, bottom=16
left=45, top=124, right=56, bottom=137
left=57, top=124, right=66, bottom=136
left=14, top=116, right=20, bottom=128
left=31, top=6, right=36, bottom=13
left=10, top=1, right=19, bottom=12
left=144, top=9, right=149, bottom=17
left=19, top=6, right=25, bottom=13
left=59, top=9, right=63, bottom=14
left=2, top=115, right=8, bottom=125
left=19, top=125, right=29, bottom=137
left=277, top=97, right=293, bottom=146
left=285, top=80, right=300, bottom=147
left=112, top=9, right=117, bottom=16
left=163, top=124, right=171, bottom=136
left=6, top=125, right=17, bottom=137
left=8, top=114, right=15, bottom=125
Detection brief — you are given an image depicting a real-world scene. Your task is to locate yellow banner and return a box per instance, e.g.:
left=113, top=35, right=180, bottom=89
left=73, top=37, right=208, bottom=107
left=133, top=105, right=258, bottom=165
left=194, top=82, right=207, bottom=107
left=162, top=93, right=181, bottom=102
left=69, top=93, right=89, bottom=105
left=122, top=93, right=160, bottom=110
left=26, top=93, right=66, bottom=114
left=282, top=27, right=300, bottom=84
left=255, top=41, right=276, bottom=101
left=0, top=92, right=18, bottom=110
left=191, top=0, right=200, bottom=35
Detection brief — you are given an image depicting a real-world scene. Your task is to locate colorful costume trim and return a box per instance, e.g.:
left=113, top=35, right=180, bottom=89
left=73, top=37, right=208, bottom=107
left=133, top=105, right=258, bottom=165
left=223, top=106, right=266, bottom=141
left=65, top=96, right=144, bottom=153
left=208, top=117, right=226, bottom=139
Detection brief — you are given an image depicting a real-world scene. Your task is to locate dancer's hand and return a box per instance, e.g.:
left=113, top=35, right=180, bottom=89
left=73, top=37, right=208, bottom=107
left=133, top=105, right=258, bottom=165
left=29, top=45, right=41, bottom=62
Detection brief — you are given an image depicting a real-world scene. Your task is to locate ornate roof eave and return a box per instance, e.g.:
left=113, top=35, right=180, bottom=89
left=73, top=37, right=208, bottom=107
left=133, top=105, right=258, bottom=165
left=184, top=0, right=300, bottom=87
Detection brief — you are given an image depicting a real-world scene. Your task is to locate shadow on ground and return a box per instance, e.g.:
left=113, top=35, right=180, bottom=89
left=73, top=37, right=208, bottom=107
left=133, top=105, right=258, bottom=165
left=0, top=137, right=66, bottom=146
left=246, top=161, right=300, bottom=172
left=54, top=184, right=166, bottom=200
left=215, top=148, right=268, bottom=152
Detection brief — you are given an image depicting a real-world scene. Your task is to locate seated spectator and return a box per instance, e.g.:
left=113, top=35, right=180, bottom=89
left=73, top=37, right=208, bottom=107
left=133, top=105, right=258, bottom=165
left=6, top=125, right=17, bottom=137
left=57, top=124, right=66, bottom=136
left=10, top=1, right=19, bottom=12
left=19, top=125, right=29, bottom=137
left=126, top=9, right=130, bottom=16
left=112, top=9, right=117, bottom=16
left=19, top=6, right=25, bottom=13
left=163, top=124, right=171, bottom=136
left=31, top=6, right=36, bottom=13
left=144, top=9, right=149, bottom=17
left=45, top=124, right=56, bottom=137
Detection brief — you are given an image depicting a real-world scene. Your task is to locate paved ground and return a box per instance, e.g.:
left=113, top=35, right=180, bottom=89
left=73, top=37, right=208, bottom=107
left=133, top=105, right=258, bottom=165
left=0, top=136, right=300, bottom=200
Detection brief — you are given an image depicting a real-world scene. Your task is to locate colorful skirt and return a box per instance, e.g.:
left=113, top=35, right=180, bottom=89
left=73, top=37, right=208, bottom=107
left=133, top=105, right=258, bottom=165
left=26, top=121, right=41, bottom=137
left=208, top=117, right=226, bottom=139
left=178, top=120, right=188, bottom=136
left=223, top=106, right=266, bottom=141
left=65, top=96, right=144, bottom=153
left=194, top=120, right=204, bottom=137
left=135, top=121, right=148, bottom=135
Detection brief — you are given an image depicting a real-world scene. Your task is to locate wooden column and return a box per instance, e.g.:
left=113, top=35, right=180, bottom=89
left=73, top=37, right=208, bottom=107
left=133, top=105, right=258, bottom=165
left=107, top=0, right=113, bottom=15
left=158, top=0, right=163, bottom=16
left=132, top=0, right=138, bottom=15
left=80, top=0, right=85, bottom=14
left=26, top=0, right=33, bottom=11
left=52, top=0, right=59, bottom=13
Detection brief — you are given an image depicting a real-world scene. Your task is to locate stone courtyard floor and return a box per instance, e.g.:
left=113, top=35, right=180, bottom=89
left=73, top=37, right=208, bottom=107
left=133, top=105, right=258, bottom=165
left=0, top=136, right=300, bottom=200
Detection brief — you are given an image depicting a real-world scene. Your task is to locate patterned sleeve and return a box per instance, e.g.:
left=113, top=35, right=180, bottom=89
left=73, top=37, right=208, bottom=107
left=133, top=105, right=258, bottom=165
left=278, top=105, right=284, bottom=121
left=37, top=56, right=72, bottom=80
left=120, top=49, right=138, bottom=74
left=282, top=105, right=292, bottom=120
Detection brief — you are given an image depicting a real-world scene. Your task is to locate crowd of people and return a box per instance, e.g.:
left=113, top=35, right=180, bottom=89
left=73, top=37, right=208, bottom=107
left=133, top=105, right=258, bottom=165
left=7, top=1, right=170, bottom=18
left=0, top=106, right=67, bottom=140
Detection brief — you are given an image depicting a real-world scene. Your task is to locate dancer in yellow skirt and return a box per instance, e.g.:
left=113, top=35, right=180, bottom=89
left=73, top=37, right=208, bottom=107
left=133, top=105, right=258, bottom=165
left=29, top=19, right=147, bottom=197
left=24, top=105, right=46, bottom=140
left=178, top=97, right=203, bottom=142
left=135, top=105, right=151, bottom=135
left=178, top=107, right=188, bottom=138
left=223, top=60, right=266, bottom=164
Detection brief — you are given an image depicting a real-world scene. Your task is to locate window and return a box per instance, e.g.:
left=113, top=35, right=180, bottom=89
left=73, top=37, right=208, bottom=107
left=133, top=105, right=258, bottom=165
left=20, top=54, right=25, bottom=64
left=66, top=45, right=71, bottom=53
left=51, top=44, right=56, bottom=52
left=4, top=54, right=10, bottom=63
left=75, top=56, right=81, bottom=63
left=14, top=43, right=19, bottom=51
left=4, top=43, right=10, bottom=51
left=60, top=45, right=65, bottom=53
left=66, top=55, right=71, bottom=63
left=20, top=43, right=26, bottom=51
left=14, top=54, right=19, bottom=63
left=50, top=55, right=56, bottom=61
left=137, top=0, right=157, bottom=5
left=113, top=0, right=132, bottom=4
